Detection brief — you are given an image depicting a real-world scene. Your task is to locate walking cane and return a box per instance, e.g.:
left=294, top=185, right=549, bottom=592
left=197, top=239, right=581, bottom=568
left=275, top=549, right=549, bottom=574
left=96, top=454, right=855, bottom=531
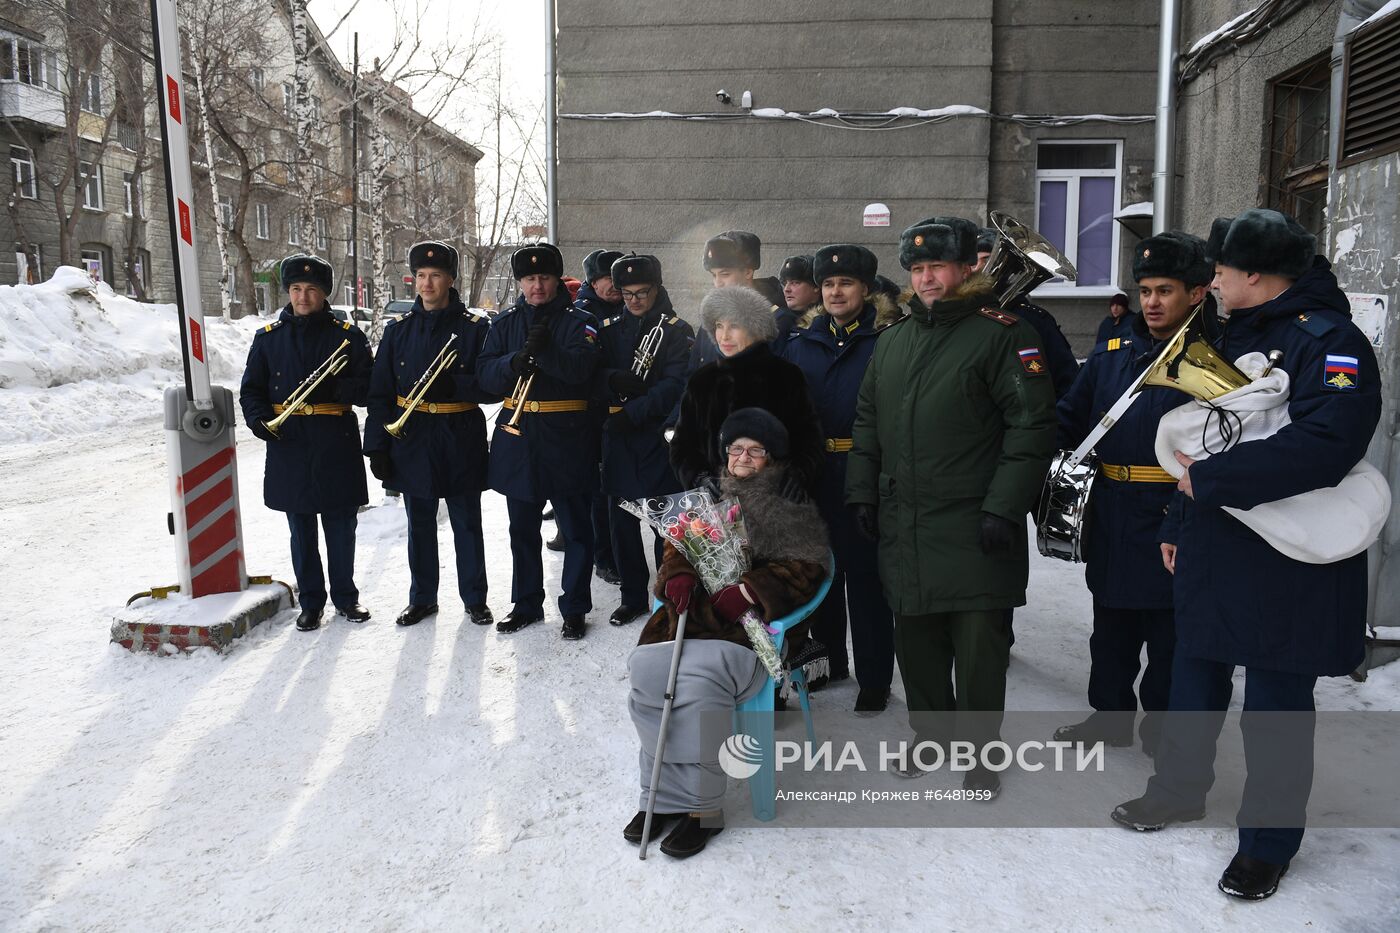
left=639, top=608, right=688, bottom=861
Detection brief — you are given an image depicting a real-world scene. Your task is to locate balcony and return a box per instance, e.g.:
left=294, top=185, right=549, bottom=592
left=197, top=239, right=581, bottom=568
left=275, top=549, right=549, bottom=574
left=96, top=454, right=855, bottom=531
left=0, top=80, right=65, bottom=132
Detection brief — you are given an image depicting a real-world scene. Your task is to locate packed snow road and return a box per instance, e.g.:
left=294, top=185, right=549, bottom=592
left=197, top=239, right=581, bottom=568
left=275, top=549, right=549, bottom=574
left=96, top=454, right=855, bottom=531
left=1, top=412, right=1398, bottom=932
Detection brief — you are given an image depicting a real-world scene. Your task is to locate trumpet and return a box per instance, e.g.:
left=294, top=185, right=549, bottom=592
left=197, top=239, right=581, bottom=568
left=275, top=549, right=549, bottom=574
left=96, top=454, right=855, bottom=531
left=384, top=334, right=459, bottom=438
left=623, top=321, right=664, bottom=400
left=261, top=338, right=351, bottom=438
left=499, top=366, right=535, bottom=436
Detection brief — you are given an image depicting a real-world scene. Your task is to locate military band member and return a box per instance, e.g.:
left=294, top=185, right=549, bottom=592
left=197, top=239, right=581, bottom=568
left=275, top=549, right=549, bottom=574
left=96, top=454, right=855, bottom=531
left=596, top=253, right=694, bottom=625
left=778, top=254, right=820, bottom=325
left=1053, top=232, right=1215, bottom=753
left=846, top=217, right=1057, bottom=796
left=1112, top=210, right=1381, bottom=901
left=240, top=254, right=373, bottom=632
left=778, top=244, right=900, bottom=713
left=478, top=243, right=603, bottom=640
left=362, top=242, right=498, bottom=628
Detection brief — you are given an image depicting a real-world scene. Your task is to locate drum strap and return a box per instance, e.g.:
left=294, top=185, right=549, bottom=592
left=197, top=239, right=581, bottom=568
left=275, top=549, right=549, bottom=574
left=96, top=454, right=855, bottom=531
left=1065, top=370, right=1153, bottom=469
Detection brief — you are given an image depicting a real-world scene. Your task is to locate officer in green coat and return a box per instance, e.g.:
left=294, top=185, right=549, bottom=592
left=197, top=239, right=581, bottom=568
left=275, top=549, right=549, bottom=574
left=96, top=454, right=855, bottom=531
left=845, top=216, right=1057, bottom=797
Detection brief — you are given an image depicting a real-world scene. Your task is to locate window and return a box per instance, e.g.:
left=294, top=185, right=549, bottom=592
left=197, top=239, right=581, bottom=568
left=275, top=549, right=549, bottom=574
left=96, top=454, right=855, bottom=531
left=288, top=214, right=300, bottom=245
left=1, top=39, right=60, bottom=90
left=79, top=161, right=103, bottom=210
left=15, top=243, right=42, bottom=284
left=1265, top=54, right=1330, bottom=240
left=344, top=282, right=355, bottom=305
left=123, top=172, right=141, bottom=217
left=250, top=66, right=264, bottom=91
left=315, top=216, right=328, bottom=250
left=79, top=72, right=102, bottom=114
left=1034, top=141, right=1122, bottom=291
left=255, top=202, right=270, bottom=239
left=126, top=249, right=150, bottom=297
left=346, top=235, right=355, bottom=257
left=283, top=82, right=294, bottom=120
left=255, top=282, right=271, bottom=313
left=219, top=194, right=233, bottom=229
left=10, top=146, right=36, bottom=199
left=310, top=95, right=321, bottom=122
left=80, top=246, right=106, bottom=283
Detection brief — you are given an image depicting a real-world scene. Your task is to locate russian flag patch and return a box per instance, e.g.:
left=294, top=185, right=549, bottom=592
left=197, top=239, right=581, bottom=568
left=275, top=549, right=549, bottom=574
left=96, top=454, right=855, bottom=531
left=1017, top=346, right=1046, bottom=375
left=583, top=323, right=598, bottom=344
left=1324, top=354, right=1358, bottom=390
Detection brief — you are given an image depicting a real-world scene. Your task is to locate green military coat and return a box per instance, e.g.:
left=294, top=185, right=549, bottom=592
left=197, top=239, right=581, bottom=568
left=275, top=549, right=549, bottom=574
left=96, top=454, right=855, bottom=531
left=845, top=275, right=1057, bottom=614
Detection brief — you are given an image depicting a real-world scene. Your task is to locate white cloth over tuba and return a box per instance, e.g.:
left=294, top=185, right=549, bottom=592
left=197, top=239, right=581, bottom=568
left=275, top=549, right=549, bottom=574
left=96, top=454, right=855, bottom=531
left=1154, top=351, right=1390, bottom=564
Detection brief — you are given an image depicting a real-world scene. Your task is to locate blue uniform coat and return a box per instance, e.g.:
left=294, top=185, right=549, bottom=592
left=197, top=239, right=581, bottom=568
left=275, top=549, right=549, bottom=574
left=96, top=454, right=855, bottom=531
left=1009, top=297, right=1080, bottom=400
left=1057, top=314, right=1182, bottom=610
left=574, top=281, right=623, bottom=322
left=596, top=289, right=695, bottom=499
left=479, top=291, right=602, bottom=501
left=1096, top=310, right=1137, bottom=345
left=1164, top=259, right=1381, bottom=676
left=239, top=305, right=372, bottom=513
left=362, top=291, right=498, bottom=499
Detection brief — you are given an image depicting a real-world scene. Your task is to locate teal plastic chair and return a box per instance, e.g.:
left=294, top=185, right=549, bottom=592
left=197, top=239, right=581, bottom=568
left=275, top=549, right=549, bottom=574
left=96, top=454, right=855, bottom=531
left=651, top=553, right=834, bottom=822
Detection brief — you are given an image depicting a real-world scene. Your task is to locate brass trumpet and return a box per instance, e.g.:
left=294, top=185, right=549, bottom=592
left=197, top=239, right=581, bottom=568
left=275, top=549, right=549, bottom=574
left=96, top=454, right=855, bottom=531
left=385, top=334, right=459, bottom=438
left=261, top=338, right=351, bottom=438
left=499, top=366, right=535, bottom=436
left=623, top=321, right=664, bottom=400
left=1135, top=305, right=1250, bottom=402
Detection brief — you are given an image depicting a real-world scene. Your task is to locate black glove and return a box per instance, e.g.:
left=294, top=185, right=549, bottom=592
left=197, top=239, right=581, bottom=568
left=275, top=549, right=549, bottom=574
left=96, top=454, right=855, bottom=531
left=509, top=352, right=537, bottom=378
left=851, top=503, right=879, bottom=542
left=250, top=419, right=279, bottom=443
left=604, top=409, right=636, bottom=433
left=978, top=512, right=1019, bottom=556
left=369, top=450, right=393, bottom=483
left=523, top=321, right=551, bottom=357
left=607, top=370, right=648, bottom=398
left=778, top=473, right=811, bottom=504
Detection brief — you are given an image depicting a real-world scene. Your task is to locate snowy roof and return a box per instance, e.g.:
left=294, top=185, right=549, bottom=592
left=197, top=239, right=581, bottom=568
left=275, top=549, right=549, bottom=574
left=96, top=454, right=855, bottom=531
left=1114, top=201, right=1154, bottom=219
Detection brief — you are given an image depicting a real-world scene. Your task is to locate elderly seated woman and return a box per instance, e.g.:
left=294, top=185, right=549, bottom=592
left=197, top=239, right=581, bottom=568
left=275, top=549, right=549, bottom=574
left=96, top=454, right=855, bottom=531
left=625, top=408, right=829, bottom=859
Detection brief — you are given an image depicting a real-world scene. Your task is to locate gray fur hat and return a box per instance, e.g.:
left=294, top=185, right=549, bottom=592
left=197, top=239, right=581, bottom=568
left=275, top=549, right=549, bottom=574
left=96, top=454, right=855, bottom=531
left=899, top=216, right=979, bottom=269
left=700, top=287, right=779, bottom=342
left=1132, top=232, right=1213, bottom=288
left=1215, top=209, right=1316, bottom=279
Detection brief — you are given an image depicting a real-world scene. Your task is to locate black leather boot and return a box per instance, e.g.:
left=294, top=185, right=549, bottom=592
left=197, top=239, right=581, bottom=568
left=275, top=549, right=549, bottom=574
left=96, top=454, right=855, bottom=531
left=395, top=604, right=438, bottom=627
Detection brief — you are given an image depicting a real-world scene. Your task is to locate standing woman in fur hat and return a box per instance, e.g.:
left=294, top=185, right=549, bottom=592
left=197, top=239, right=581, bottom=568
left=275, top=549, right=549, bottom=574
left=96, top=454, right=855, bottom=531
left=627, top=408, right=828, bottom=858
left=669, top=287, right=824, bottom=500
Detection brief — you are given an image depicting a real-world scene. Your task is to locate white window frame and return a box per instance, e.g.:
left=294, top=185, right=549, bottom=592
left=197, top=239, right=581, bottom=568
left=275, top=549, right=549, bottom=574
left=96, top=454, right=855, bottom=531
left=254, top=202, right=270, bottom=239
left=255, top=282, right=271, bottom=313
left=80, top=247, right=105, bottom=282
left=1031, top=138, right=1123, bottom=298
left=250, top=66, right=264, bottom=91
left=79, top=161, right=103, bottom=210
left=219, top=193, right=233, bottom=229
left=15, top=243, right=43, bottom=284
left=122, top=171, right=141, bottom=216
left=282, top=82, right=294, bottom=120
left=287, top=214, right=300, bottom=246
left=2, top=38, right=61, bottom=90
left=11, top=145, right=36, bottom=199
left=79, top=71, right=102, bottom=114
left=315, top=215, right=328, bottom=251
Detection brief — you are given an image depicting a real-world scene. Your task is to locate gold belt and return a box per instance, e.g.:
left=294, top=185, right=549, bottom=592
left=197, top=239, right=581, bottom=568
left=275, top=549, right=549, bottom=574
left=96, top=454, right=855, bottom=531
left=396, top=396, right=477, bottom=414
left=1100, top=463, right=1176, bottom=483
left=824, top=437, right=853, bottom=453
left=272, top=403, right=349, bottom=416
left=503, top=398, right=589, bottom=413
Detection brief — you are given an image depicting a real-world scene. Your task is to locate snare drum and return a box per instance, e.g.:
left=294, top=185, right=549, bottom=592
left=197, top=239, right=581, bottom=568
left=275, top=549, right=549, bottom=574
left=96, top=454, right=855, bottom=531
left=1036, top=450, right=1098, bottom=563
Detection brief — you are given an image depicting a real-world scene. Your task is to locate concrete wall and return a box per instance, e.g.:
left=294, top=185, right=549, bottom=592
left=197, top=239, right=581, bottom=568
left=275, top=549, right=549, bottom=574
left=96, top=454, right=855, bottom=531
left=557, top=0, right=1158, bottom=352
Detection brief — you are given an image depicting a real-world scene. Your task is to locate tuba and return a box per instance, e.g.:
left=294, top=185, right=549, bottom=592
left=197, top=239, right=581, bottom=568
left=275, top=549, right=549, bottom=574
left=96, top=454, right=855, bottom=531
left=981, top=210, right=1078, bottom=308
left=1035, top=306, right=1253, bottom=563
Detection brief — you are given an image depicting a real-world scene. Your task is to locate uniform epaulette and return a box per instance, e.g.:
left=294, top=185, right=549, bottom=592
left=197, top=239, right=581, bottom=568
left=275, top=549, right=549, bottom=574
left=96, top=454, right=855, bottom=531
left=978, top=307, right=1017, bottom=326
left=340, top=320, right=352, bottom=330
left=601, top=316, right=617, bottom=328
left=1293, top=312, right=1337, bottom=341
left=1096, top=337, right=1133, bottom=353
left=666, top=315, right=679, bottom=326
left=262, top=320, right=283, bottom=333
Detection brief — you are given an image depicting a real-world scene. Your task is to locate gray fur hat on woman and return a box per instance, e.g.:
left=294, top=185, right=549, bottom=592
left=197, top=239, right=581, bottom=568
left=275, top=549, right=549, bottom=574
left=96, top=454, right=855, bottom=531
left=699, top=287, right=779, bottom=342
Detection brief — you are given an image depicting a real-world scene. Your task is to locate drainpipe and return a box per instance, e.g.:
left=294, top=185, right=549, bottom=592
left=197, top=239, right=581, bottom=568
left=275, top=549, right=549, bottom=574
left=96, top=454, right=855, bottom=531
left=1153, top=0, right=1181, bottom=234
left=545, top=0, right=558, bottom=243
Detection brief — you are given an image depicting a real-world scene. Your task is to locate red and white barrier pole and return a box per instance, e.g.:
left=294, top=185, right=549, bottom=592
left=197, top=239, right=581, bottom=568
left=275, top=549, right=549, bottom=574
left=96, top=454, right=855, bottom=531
left=151, top=0, right=247, bottom=597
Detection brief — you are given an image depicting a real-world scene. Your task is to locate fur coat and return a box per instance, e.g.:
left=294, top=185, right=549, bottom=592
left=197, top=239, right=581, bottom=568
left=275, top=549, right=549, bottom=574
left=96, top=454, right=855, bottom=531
left=639, top=466, right=829, bottom=649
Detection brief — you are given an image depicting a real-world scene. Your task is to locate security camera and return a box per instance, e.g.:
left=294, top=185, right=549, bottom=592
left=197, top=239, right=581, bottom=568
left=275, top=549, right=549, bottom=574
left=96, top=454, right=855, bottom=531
left=715, top=89, right=732, bottom=105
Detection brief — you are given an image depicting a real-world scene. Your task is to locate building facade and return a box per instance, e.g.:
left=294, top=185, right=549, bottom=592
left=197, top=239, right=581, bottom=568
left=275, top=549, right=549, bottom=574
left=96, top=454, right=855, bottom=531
left=555, top=0, right=1160, bottom=350
left=2, top=1, right=481, bottom=317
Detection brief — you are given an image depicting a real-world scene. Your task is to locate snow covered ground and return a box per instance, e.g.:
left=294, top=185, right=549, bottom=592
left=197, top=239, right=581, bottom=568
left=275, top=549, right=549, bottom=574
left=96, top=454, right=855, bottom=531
left=2, top=277, right=1398, bottom=931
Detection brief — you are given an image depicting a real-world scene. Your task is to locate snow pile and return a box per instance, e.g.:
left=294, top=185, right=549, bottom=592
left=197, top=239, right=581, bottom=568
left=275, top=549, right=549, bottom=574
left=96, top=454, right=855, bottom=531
left=0, top=267, right=263, bottom=444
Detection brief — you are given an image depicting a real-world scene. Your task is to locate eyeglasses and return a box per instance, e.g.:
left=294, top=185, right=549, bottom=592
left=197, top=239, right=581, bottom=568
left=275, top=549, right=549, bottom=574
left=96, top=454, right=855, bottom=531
left=621, top=288, right=654, bottom=302
left=725, top=445, right=768, bottom=461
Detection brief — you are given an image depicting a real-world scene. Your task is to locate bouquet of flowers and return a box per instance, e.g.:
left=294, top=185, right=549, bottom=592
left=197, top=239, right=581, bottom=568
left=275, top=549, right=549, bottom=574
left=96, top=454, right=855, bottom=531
left=620, top=487, right=783, bottom=680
